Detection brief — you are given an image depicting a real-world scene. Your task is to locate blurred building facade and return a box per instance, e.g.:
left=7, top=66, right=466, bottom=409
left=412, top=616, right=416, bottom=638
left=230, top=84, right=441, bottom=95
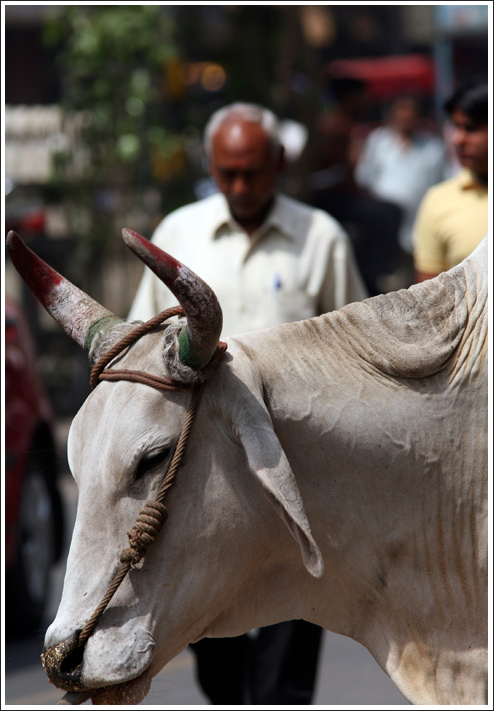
left=5, top=6, right=489, bottom=105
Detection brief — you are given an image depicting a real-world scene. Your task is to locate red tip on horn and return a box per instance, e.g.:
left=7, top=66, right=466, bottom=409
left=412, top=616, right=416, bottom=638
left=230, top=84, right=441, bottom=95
left=6, top=231, right=121, bottom=351
left=122, top=229, right=181, bottom=285
left=7, top=230, right=63, bottom=305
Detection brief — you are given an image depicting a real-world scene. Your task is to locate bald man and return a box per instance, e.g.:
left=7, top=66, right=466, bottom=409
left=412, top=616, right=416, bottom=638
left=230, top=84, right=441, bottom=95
left=129, top=103, right=367, bottom=704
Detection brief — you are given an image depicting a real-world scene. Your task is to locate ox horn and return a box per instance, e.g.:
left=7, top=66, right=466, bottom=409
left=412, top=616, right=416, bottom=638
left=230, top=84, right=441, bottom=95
left=122, top=228, right=223, bottom=370
left=6, top=231, right=123, bottom=353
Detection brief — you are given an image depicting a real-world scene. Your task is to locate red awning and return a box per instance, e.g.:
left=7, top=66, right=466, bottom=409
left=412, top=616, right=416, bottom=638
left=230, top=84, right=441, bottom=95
left=325, top=55, right=435, bottom=99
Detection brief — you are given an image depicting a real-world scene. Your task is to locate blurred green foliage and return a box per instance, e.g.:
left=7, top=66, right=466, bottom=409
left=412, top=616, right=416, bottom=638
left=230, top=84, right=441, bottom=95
left=44, top=5, right=179, bottom=170
left=42, top=6, right=192, bottom=274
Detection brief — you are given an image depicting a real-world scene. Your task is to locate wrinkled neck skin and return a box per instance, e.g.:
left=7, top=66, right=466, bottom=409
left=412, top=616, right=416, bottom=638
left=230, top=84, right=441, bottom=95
left=227, top=245, right=487, bottom=705
left=46, top=242, right=487, bottom=705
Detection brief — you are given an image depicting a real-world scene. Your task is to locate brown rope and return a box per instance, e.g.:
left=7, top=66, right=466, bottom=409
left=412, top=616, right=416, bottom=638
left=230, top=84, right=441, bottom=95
left=89, top=306, right=185, bottom=390
left=77, top=562, right=131, bottom=647
left=120, top=501, right=168, bottom=565
left=74, top=308, right=226, bottom=649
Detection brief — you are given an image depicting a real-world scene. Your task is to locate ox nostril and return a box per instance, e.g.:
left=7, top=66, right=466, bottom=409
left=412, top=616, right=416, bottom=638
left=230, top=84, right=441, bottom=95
left=42, top=629, right=86, bottom=691
left=60, top=642, right=85, bottom=677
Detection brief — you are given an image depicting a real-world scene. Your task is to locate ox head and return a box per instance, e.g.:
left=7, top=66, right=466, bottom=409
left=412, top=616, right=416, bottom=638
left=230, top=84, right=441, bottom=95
left=6, top=230, right=322, bottom=704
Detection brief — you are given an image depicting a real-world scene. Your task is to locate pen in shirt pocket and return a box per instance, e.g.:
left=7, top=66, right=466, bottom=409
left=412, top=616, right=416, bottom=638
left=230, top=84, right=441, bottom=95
left=271, top=271, right=282, bottom=299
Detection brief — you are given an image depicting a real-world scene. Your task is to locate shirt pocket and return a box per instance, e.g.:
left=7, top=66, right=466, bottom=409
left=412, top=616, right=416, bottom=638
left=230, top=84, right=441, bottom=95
left=274, top=288, right=316, bottom=323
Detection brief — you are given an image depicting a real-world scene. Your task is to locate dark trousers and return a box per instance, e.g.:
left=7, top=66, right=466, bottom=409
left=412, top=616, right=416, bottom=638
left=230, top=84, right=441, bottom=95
left=190, top=621, right=323, bottom=705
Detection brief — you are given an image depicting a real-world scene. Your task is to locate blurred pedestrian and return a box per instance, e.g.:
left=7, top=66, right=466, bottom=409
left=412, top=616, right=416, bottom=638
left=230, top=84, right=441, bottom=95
left=311, top=76, right=403, bottom=295
left=314, top=76, right=369, bottom=194
left=413, top=77, right=488, bottom=282
left=129, top=102, right=367, bottom=704
left=355, top=95, right=446, bottom=283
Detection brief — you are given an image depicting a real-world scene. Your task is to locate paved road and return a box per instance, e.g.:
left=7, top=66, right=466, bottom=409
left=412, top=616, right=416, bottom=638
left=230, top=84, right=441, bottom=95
left=4, top=423, right=409, bottom=707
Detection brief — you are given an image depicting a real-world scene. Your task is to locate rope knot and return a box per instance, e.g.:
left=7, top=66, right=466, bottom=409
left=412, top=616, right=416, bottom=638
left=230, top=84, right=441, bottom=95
left=120, top=501, right=168, bottom=566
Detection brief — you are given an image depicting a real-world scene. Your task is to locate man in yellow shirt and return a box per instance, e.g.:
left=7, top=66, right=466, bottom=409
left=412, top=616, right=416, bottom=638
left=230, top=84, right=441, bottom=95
left=414, top=77, right=488, bottom=282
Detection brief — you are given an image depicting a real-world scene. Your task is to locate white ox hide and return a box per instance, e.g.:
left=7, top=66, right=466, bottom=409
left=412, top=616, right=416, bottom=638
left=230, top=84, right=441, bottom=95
left=25, top=235, right=488, bottom=704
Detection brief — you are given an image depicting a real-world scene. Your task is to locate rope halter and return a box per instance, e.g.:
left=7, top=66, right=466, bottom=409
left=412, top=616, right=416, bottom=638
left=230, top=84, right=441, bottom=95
left=47, top=307, right=226, bottom=660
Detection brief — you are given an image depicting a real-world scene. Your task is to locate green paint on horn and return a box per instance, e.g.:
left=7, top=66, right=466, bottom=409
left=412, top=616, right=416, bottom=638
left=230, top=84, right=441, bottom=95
left=84, top=315, right=123, bottom=353
left=178, top=326, right=209, bottom=370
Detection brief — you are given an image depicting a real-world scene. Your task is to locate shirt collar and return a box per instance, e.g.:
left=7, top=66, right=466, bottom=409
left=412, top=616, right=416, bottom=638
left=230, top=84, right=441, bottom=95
left=261, top=195, right=297, bottom=240
left=458, top=168, right=488, bottom=192
left=211, top=193, right=233, bottom=234
left=212, top=193, right=295, bottom=241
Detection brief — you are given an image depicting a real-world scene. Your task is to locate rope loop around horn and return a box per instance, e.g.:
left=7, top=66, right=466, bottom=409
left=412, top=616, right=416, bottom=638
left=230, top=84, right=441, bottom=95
left=90, top=307, right=184, bottom=390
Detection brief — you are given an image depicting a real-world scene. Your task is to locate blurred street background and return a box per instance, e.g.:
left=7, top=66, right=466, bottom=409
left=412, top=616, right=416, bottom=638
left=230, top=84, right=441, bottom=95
left=4, top=6, right=489, bottom=399
left=3, top=3, right=489, bottom=706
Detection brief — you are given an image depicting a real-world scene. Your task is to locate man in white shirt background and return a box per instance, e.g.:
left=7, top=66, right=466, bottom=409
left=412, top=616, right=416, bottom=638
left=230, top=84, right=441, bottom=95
left=355, top=95, right=446, bottom=286
left=129, top=103, right=366, bottom=332
left=129, top=102, right=367, bottom=704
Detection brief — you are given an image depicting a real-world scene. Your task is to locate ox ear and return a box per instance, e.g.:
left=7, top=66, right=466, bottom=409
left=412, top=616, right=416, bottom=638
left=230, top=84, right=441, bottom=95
left=234, top=400, right=324, bottom=578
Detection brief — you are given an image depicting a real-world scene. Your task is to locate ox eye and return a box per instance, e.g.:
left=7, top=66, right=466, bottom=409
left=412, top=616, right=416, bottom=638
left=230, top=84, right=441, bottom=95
left=134, top=448, right=170, bottom=481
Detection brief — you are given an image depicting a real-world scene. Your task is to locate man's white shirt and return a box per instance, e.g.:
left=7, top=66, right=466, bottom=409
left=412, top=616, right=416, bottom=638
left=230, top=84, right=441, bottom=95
left=129, top=192, right=367, bottom=336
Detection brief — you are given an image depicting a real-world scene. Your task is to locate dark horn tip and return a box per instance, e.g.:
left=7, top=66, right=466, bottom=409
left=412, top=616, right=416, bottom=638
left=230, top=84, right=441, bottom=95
left=6, top=230, right=20, bottom=248
left=122, top=228, right=146, bottom=246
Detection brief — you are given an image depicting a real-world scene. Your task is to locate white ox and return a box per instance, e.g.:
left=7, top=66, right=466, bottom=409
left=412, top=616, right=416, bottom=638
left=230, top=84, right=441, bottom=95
left=6, top=230, right=488, bottom=705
